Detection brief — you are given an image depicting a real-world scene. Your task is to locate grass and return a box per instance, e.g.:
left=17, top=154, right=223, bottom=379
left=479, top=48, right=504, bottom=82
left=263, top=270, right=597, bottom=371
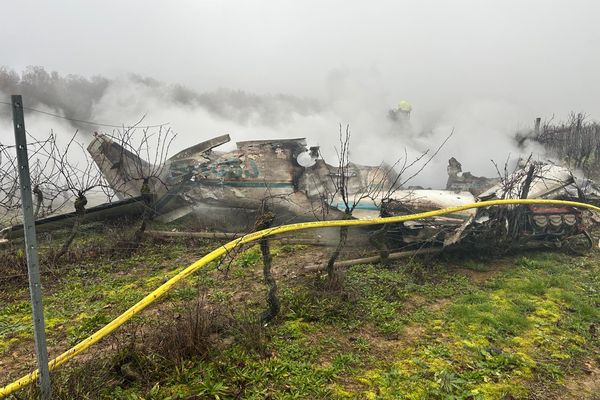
left=0, top=230, right=216, bottom=378
left=351, top=253, right=599, bottom=399
left=1, top=227, right=599, bottom=399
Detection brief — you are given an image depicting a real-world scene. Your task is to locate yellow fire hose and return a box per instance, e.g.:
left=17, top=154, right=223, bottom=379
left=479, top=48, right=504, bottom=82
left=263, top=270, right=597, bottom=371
left=2, top=198, right=600, bottom=397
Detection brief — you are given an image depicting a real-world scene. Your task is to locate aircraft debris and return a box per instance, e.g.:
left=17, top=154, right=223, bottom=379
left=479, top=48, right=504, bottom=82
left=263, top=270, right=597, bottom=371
left=393, top=161, right=598, bottom=251
left=89, top=133, right=399, bottom=231
left=445, top=157, right=498, bottom=195
left=86, top=134, right=599, bottom=252
left=3, top=133, right=597, bottom=255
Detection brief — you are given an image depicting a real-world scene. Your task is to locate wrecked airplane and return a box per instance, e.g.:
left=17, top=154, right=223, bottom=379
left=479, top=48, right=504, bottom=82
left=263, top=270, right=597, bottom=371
left=88, top=133, right=438, bottom=231
left=87, top=133, right=598, bottom=253
left=391, top=160, right=599, bottom=252
left=4, top=132, right=595, bottom=254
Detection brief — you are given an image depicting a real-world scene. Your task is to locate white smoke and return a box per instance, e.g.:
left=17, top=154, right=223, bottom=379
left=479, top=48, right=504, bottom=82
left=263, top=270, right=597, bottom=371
left=1, top=70, right=547, bottom=189
left=91, top=71, right=540, bottom=188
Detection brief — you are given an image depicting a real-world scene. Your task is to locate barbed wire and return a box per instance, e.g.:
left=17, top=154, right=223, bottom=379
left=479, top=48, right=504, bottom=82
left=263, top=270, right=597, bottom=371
left=0, top=101, right=169, bottom=129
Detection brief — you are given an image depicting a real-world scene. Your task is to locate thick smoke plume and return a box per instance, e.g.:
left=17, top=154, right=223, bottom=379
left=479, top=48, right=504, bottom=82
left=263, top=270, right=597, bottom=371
left=0, top=66, right=544, bottom=188
left=0, top=66, right=321, bottom=129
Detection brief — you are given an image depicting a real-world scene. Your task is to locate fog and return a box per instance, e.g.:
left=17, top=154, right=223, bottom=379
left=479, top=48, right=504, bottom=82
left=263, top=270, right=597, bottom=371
left=1, top=0, right=599, bottom=187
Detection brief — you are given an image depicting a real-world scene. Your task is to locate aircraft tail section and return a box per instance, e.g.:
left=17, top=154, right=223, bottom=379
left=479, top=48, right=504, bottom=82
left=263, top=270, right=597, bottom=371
left=87, top=134, right=155, bottom=199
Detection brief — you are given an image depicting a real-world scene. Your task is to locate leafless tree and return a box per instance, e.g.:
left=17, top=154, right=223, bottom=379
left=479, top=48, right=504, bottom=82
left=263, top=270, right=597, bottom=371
left=321, top=125, right=355, bottom=287
left=314, top=125, right=453, bottom=284
left=0, top=143, right=20, bottom=224
left=0, top=124, right=175, bottom=269
left=102, top=124, right=175, bottom=247
left=522, top=113, right=600, bottom=175
left=255, top=200, right=279, bottom=324
left=0, top=133, right=58, bottom=230
left=46, top=131, right=112, bottom=260
left=28, top=132, right=65, bottom=218
left=320, top=125, right=393, bottom=284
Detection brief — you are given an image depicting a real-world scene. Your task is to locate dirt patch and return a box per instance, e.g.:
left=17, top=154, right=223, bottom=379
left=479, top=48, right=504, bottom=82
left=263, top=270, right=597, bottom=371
left=402, top=294, right=427, bottom=313
left=0, top=342, right=37, bottom=385
left=321, top=323, right=427, bottom=395
left=458, top=268, right=497, bottom=284
left=404, top=295, right=451, bottom=314
left=279, top=247, right=329, bottom=278
left=426, top=298, right=451, bottom=312
left=313, top=322, right=426, bottom=366
left=397, top=324, right=426, bottom=343
left=560, top=358, right=600, bottom=400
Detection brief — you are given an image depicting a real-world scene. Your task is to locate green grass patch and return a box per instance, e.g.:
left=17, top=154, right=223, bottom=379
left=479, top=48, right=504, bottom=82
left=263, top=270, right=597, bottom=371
left=3, top=233, right=599, bottom=399
left=352, top=252, right=600, bottom=399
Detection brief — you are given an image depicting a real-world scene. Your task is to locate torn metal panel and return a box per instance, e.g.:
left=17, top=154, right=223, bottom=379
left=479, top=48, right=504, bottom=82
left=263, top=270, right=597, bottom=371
left=155, top=204, right=194, bottom=223
left=1, top=196, right=145, bottom=238
left=169, top=134, right=230, bottom=161
left=382, top=189, right=477, bottom=246
left=178, top=138, right=313, bottom=226
left=383, top=163, right=597, bottom=248
left=384, top=189, right=476, bottom=217
left=446, top=157, right=499, bottom=195
left=550, top=176, right=600, bottom=204
left=477, top=163, right=574, bottom=201
left=443, top=215, right=474, bottom=247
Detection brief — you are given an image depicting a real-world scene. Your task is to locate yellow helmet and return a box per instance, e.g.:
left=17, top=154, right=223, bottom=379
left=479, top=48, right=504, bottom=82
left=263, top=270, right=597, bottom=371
left=398, top=100, right=412, bottom=113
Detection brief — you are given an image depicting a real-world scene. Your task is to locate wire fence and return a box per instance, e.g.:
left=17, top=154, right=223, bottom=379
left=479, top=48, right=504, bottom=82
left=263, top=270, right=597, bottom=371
left=0, top=100, right=168, bottom=130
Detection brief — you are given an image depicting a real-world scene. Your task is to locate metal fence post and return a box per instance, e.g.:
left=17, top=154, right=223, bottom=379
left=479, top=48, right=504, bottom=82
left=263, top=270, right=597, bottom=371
left=11, top=95, right=51, bottom=399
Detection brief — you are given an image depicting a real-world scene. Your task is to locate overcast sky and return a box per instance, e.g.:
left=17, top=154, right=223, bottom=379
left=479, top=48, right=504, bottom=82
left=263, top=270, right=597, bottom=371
left=2, top=0, right=599, bottom=117
left=1, top=0, right=599, bottom=186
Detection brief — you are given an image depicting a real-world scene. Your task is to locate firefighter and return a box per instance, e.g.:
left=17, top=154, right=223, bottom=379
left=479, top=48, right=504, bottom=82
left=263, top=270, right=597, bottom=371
left=397, top=100, right=412, bottom=118
left=388, top=100, right=412, bottom=122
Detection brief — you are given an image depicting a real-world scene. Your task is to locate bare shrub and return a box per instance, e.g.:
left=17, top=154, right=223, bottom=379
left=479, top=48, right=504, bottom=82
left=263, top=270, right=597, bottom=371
left=139, top=294, right=231, bottom=364
left=0, top=246, right=27, bottom=283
